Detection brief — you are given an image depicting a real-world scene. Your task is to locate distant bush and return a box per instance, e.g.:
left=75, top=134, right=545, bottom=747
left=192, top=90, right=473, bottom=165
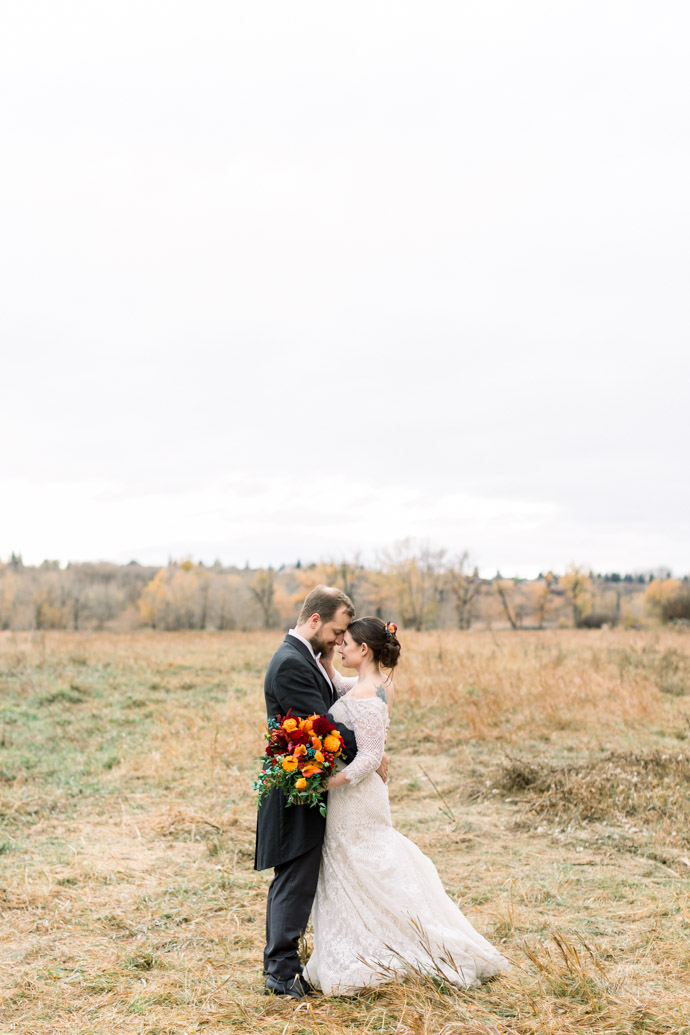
left=661, top=591, right=690, bottom=623
left=577, top=611, right=617, bottom=629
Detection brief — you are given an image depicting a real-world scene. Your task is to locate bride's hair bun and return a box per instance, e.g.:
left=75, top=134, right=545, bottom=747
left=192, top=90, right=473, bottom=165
left=347, top=616, right=401, bottom=670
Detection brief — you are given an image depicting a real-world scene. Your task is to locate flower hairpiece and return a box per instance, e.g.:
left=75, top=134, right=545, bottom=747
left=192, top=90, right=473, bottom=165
left=384, top=621, right=398, bottom=639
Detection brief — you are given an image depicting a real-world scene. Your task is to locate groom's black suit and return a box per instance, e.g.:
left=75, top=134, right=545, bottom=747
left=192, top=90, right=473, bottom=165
left=255, top=634, right=358, bottom=982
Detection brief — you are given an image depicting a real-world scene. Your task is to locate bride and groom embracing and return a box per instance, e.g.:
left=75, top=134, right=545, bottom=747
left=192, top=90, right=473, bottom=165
left=254, top=585, right=508, bottom=998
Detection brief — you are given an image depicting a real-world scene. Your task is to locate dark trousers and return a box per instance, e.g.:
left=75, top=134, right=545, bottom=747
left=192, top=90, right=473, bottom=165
left=263, top=841, right=322, bottom=981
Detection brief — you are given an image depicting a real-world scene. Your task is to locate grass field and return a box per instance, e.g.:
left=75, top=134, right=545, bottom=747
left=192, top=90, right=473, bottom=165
left=1, top=628, right=689, bottom=1035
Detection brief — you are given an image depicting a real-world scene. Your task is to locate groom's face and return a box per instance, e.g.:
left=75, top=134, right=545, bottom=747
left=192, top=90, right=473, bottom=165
left=311, top=605, right=351, bottom=656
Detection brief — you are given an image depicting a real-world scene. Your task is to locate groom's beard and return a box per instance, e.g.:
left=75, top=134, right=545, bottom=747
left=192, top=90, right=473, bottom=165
left=310, top=633, right=329, bottom=657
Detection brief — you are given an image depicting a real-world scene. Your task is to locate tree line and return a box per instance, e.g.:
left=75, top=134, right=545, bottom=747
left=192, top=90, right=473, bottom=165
left=1, top=542, right=688, bottom=633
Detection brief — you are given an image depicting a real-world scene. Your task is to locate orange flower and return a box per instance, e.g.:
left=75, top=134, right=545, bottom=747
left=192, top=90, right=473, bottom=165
left=281, top=757, right=298, bottom=771
left=323, top=735, right=341, bottom=753
left=302, top=764, right=323, bottom=778
left=293, top=744, right=307, bottom=757
left=282, top=718, right=298, bottom=733
left=295, top=777, right=307, bottom=790
left=311, top=736, right=322, bottom=750
left=314, top=750, right=325, bottom=763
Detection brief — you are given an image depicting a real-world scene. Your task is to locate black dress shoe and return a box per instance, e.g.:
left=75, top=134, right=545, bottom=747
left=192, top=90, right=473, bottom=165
left=264, top=973, right=313, bottom=998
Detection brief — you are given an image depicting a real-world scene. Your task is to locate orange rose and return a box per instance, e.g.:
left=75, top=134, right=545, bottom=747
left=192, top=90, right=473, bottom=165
left=323, top=735, right=341, bottom=753
left=295, top=777, right=307, bottom=790
left=282, top=718, right=298, bottom=733
left=281, top=757, right=298, bottom=771
left=302, top=765, right=323, bottom=778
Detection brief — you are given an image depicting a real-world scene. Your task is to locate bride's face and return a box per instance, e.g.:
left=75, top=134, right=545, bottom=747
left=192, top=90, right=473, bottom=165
left=339, top=630, right=365, bottom=670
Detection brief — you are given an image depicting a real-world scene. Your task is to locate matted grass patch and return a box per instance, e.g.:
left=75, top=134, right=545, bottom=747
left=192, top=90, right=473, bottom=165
left=495, top=749, right=690, bottom=840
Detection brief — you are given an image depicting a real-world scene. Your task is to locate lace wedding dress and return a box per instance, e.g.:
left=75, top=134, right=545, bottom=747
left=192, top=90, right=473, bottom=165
left=302, top=678, right=509, bottom=995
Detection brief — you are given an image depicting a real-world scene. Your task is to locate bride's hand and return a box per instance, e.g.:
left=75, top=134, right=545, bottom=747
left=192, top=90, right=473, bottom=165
left=320, top=645, right=336, bottom=677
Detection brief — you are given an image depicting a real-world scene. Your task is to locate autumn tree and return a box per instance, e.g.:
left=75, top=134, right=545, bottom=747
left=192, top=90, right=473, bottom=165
left=285, top=558, right=369, bottom=618
left=533, top=572, right=555, bottom=629
left=31, top=570, right=67, bottom=629
left=0, top=570, right=17, bottom=630
left=250, top=568, right=278, bottom=628
left=139, top=562, right=211, bottom=630
left=660, top=588, right=690, bottom=623
left=139, top=568, right=173, bottom=629
left=379, top=539, right=446, bottom=631
left=493, top=573, right=521, bottom=630
left=62, top=568, right=90, bottom=629
left=561, top=566, right=594, bottom=627
left=206, top=573, right=244, bottom=630
left=644, top=577, right=682, bottom=621
left=446, top=552, right=481, bottom=630
left=0, top=565, right=34, bottom=628
left=85, top=582, right=125, bottom=630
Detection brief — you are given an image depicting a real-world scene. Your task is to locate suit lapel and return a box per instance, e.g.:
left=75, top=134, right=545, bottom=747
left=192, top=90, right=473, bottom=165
left=284, top=634, right=336, bottom=707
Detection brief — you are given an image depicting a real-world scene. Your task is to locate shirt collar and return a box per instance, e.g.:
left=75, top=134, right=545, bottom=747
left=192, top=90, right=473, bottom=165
left=288, top=628, right=319, bottom=659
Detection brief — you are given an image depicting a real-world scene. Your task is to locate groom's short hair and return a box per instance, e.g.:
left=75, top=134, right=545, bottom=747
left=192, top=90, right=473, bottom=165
left=298, top=585, right=355, bottom=624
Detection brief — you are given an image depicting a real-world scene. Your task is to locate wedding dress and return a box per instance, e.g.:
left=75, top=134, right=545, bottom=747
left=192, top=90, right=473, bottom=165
left=302, top=677, right=509, bottom=995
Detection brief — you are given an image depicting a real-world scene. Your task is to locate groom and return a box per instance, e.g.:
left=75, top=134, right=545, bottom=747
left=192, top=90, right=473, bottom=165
left=255, top=584, right=358, bottom=998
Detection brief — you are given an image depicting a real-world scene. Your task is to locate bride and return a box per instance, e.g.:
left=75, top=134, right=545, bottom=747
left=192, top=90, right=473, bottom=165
left=303, top=617, right=509, bottom=995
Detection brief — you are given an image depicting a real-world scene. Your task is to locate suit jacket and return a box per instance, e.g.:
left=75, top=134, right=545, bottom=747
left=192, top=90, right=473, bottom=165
left=254, top=634, right=358, bottom=871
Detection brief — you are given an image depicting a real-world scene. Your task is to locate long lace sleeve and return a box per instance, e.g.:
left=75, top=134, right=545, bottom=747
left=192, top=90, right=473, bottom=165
left=340, top=698, right=387, bottom=787
left=332, top=671, right=357, bottom=698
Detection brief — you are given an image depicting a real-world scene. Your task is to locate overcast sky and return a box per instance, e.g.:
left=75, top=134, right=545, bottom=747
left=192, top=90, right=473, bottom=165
left=1, top=1, right=688, bottom=577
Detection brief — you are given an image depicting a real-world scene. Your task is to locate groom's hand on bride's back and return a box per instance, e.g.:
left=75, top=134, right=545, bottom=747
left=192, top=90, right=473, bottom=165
left=377, top=752, right=389, bottom=784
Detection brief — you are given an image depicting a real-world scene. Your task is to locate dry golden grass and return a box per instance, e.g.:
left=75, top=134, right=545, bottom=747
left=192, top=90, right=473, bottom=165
left=1, top=628, right=689, bottom=1034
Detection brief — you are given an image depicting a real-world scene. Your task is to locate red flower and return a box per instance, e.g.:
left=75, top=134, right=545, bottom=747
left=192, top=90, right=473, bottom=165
left=312, top=716, right=335, bottom=737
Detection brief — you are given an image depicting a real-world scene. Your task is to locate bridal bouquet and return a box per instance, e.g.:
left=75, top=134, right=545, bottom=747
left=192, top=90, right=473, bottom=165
left=254, top=711, right=345, bottom=817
